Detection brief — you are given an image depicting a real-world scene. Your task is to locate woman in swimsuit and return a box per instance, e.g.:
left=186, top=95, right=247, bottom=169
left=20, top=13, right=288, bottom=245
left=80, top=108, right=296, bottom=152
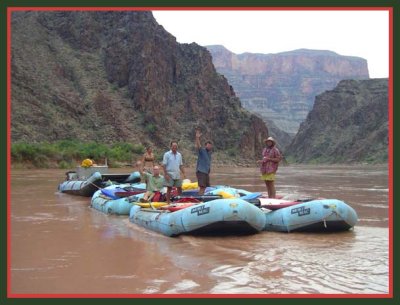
left=141, top=146, right=155, bottom=173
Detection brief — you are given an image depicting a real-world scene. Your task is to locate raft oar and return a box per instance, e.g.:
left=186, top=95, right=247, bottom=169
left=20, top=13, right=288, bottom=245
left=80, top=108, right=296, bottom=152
left=137, top=197, right=157, bottom=210
left=88, top=181, right=102, bottom=190
left=148, top=201, right=156, bottom=210
left=146, top=192, right=158, bottom=210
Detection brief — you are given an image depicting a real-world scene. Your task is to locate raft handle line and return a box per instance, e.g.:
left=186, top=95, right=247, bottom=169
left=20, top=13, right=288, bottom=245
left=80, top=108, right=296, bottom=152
left=87, top=181, right=102, bottom=190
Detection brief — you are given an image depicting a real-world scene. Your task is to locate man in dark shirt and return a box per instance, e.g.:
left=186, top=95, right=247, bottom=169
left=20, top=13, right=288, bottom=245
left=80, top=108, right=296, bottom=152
left=195, top=128, right=213, bottom=195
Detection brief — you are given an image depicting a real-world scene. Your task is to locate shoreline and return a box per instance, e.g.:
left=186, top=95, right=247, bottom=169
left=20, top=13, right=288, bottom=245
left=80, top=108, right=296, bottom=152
left=10, top=161, right=388, bottom=170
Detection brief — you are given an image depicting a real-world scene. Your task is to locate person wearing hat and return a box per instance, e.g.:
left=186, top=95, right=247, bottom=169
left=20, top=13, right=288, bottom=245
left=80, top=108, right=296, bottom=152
left=257, top=136, right=282, bottom=198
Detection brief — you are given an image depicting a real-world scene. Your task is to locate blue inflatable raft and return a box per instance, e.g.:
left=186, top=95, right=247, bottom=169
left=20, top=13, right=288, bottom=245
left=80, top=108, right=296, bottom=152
left=58, top=171, right=141, bottom=197
left=263, top=199, right=358, bottom=232
left=58, top=171, right=103, bottom=197
left=129, top=198, right=266, bottom=237
left=91, top=183, right=146, bottom=215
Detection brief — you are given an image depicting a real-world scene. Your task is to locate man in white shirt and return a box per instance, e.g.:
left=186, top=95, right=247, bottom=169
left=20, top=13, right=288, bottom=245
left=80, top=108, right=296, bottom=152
left=162, top=141, right=186, bottom=203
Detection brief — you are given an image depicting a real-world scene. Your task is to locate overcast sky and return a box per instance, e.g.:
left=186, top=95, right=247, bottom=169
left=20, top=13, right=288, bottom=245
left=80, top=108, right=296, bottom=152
left=153, top=10, right=389, bottom=78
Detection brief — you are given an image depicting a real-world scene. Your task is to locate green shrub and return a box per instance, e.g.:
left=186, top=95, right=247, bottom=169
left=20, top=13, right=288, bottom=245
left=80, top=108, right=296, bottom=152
left=131, top=144, right=145, bottom=154
left=32, top=154, right=50, bottom=168
left=145, top=123, right=157, bottom=134
left=58, top=160, right=73, bottom=169
left=11, top=142, right=37, bottom=161
left=226, top=148, right=237, bottom=157
left=11, top=140, right=147, bottom=168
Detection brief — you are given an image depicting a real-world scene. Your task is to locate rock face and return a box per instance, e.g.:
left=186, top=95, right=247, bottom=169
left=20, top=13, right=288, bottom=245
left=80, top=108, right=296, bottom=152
left=11, top=11, right=269, bottom=161
left=285, top=79, right=388, bottom=163
left=206, top=45, right=370, bottom=136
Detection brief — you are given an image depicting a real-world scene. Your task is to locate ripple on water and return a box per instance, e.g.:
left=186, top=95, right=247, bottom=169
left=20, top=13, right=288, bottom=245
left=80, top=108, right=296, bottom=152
left=164, top=279, right=201, bottom=293
left=199, top=227, right=389, bottom=294
left=12, top=213, right=78, bottom=224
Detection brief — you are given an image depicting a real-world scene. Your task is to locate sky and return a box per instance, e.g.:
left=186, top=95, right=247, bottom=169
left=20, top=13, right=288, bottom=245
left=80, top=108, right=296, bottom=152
left=153, top=10, right=389, bottom=78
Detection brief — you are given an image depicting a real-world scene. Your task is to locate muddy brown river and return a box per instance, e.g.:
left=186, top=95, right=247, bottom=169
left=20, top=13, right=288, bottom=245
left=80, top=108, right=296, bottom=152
left=9, top=164, right=390, bottom=295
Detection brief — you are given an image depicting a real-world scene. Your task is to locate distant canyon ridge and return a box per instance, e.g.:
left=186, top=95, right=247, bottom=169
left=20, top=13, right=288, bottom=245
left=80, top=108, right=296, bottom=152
left=206, top=45, right=370, bottom=138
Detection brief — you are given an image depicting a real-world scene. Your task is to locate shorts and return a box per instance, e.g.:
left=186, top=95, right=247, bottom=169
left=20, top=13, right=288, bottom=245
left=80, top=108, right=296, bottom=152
left=261, top=173, right=276, bottom=181
left=196, top=171, right=210, bottom=188
left=164, top=178, right=183, bottom=188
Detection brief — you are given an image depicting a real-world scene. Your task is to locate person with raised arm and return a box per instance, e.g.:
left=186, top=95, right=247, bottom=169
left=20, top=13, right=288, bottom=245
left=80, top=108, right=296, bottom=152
left=195, top=128, right=213, bottom=196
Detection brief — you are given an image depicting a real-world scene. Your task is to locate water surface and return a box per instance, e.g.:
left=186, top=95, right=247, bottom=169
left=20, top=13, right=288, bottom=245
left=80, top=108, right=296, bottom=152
left=10, top=165, right=389, bottom=295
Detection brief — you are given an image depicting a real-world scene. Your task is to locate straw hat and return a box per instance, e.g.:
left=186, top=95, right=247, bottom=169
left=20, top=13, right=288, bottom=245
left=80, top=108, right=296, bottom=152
left=264, top=136, right=276, bottom=144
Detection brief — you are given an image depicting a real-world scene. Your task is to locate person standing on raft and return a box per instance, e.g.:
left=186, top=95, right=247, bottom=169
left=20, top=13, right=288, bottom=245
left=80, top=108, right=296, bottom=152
left=194, top=128, right=213, bottom=196
left=257, top=137, right=282, bottom=198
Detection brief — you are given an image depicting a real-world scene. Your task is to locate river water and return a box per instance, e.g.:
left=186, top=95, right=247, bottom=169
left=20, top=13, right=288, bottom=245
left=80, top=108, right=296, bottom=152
left=9, top=165, right=390, bottom=296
